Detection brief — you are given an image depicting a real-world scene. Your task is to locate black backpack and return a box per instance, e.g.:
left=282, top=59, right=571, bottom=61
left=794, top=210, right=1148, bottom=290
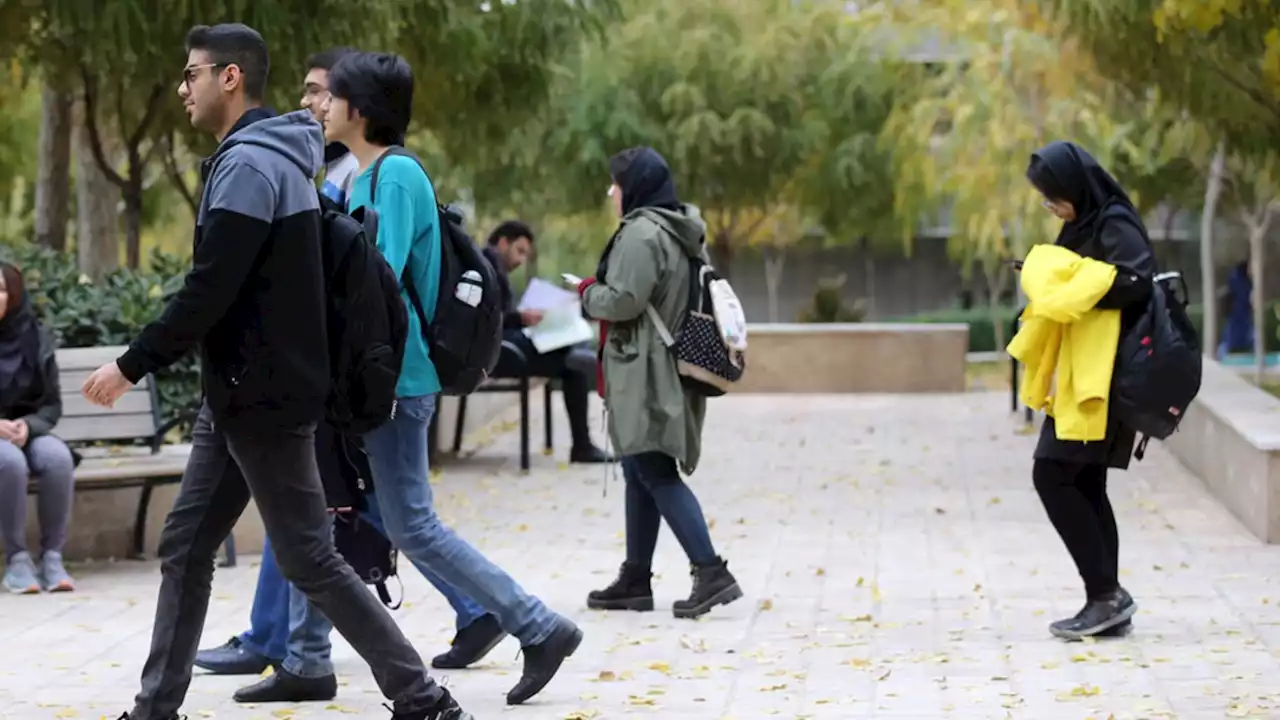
left=370, top=147, right=503, bottom=396
left=318, top=192, right=409, bottom=435
left=1112, top=270, right=1203, bottom=460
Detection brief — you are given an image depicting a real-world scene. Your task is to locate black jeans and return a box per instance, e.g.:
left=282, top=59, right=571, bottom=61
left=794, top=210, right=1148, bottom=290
left=131, top=405, right=442, bottom=719
left=624, top=452, right=717, bottom=569
left=496, top=330, right=593, bottom=448
left=1032, top=459, right=1120, bottom=600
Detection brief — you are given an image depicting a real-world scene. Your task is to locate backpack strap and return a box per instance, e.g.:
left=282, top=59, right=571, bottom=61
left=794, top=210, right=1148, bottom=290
left=1133, top=434, right=1151, bottom=461
left=376, top=576, right=403, bottom=610
left=368, top=145, right=434, bottom=335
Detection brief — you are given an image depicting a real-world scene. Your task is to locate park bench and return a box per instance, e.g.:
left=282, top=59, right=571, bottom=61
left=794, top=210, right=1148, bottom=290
left=444, top=340, right=556, bottom=472
left=28, top=346, right=199, bottom=562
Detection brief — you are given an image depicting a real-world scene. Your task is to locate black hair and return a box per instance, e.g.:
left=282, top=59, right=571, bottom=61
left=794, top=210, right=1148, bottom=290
left=184, top=24, right=269, bottom=102
left=306, top=46, right=357, bottom=73
left=487, top=220, right=535, bottom=246
left=328, top=52, right=413, bottom=147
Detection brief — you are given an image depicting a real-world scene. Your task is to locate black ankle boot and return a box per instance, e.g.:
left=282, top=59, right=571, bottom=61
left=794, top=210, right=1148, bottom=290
left=673, top=557, right=743, bottom=619
left=586, top=561, right=654, bottom=611
left=1049, top=587, right=1137, bottom=640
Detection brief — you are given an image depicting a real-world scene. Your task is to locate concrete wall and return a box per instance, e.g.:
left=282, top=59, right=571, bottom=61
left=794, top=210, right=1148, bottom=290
left=1164, top=360, right=1280, bottom=543
left=42, top=390, right=529, bottom=561
left=723, top=233, right=1273, bottom=325
left=735, top=323, right=970, bottom=393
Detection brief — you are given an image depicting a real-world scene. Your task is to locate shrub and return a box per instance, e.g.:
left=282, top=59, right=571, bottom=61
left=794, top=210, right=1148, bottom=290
left=798, top=274, right=867, bottom=323
left=0, top=242, right=201, bottom=440
left=901, top=306, right=1020, bottom=353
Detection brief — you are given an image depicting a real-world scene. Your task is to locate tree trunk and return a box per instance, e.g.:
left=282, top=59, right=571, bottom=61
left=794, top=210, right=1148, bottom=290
left=709, top=235, right=734, bottom=279
left=983, top=257, right=1011, bottom=355
left=123, top=180, right=143, bottom=268
left=1245, top=203, right=1276, bottom=385
left=74, top=107, right=119, bottom=278
left=861, top=236, right=876, bottom=319
left=34, top=84, right=73, bottom=252
left=1201, top=141, right=1227, bottom=359
left=762, top=246, right=786, bottom=323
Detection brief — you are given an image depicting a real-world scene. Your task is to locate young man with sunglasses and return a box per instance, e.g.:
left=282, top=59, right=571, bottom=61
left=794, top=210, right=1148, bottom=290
left=80, top=24, right=472, bottom=720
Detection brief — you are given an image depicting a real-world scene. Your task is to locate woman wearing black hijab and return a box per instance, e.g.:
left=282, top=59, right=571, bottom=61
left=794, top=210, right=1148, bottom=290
left=1024, top=141, right=1156, bottom=640
left=0, top=261, right=77, bottom=594
left=576, top=147, right=742, bottom=619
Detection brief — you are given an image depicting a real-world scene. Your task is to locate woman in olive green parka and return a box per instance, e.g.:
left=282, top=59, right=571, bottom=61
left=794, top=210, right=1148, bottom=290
left=576, top=147, right=742, bottom=620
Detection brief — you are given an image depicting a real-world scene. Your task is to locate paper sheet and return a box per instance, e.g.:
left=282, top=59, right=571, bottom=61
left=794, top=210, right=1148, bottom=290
left=518, top=278, right=578, bottom=312
left=523, top=300, right=596, bottom=353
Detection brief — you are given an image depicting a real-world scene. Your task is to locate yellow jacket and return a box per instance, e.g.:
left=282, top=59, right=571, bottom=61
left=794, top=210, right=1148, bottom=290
left=1006, top=244, right=1121, bottom=442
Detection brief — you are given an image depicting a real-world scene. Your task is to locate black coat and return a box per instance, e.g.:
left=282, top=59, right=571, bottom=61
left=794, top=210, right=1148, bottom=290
left=3, top=326, right=63, bottom=439
left=1033, top=206, right=1156, bottom=470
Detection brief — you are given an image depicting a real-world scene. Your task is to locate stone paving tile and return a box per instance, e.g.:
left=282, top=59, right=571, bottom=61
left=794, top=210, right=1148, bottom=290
left=3, top=392, right=1280, bottom=719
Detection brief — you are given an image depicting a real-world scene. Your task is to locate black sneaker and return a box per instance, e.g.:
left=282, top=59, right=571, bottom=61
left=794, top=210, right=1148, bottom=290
left=386, top=687, right=474, bottom=719
left=506, top=619, right=584, bottom=705
left=673, top=557, right=743, bottom=619
left=1049, top=587, right=1137, bottom=640
left=431, top=613, right=506, bottom=669
left=1099, top=618, right=1134, bottom=637
left=193, top=636, right=271, bottom=676
left=586, top=561, right=654, bottom=612
left=232, top=667, right=337, bottom=703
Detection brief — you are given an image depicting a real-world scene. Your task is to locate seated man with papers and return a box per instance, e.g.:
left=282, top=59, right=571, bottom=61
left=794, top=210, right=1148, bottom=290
left=482, top=221, right=612, bottom=464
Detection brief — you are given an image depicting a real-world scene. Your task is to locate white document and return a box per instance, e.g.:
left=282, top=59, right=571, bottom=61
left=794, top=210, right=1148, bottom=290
left=518, top=277, right=578, bottom=312
left=524, top=300, right=595, bottom=353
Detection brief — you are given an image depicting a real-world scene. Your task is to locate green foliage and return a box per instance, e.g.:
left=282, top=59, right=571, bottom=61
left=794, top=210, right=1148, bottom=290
left=0, top=241, right=200, bottom=439
left=901, top=306, right=1020, bottom=353
left=1049, top=0, right=1280, bottom=155
left=797, top=274, right=866, bottom=323
left=507, top=0, right=899, bottom=252
left=0, top=63, right=40, bottom=221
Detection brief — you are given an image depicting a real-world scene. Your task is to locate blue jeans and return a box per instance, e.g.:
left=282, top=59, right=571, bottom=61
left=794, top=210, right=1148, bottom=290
left=238, top=501, right=488, bottom=675
left=623, top=452, right=717, bottom=569
left=359, top=394, right=556, bottom=646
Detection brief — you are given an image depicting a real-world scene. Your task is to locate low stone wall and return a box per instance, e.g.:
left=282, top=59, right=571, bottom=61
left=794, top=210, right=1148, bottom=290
left=1163, top=360, right=1280, bottom=543
left=735, top=323, right=970, bottom=393
left=42, top=388, right=530, bottom=561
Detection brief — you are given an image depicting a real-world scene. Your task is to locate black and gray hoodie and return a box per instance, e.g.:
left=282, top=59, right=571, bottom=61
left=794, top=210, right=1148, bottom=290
left=117, top=108, right=330, bottom=430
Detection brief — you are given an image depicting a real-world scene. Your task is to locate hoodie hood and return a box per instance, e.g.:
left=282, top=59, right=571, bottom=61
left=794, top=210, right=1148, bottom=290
left=209, top=108, right=324, bottom=180
left=632, top=205, right=706, bottom=258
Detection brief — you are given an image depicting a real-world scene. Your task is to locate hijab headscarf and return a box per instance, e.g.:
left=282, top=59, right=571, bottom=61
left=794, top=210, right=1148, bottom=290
left=0, top=262, right=41, bottom=410
left=1026, top=140, right=1140, bottom=251
left=609, top=146, right=681, bottom=216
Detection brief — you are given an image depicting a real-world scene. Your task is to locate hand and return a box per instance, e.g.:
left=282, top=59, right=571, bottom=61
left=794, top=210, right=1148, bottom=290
left=0, top=420, right=15, bottom=441
left=520, top=309, right=545, bottom=327
left=82, top=362, right=135, bottom=408
left=8, top=420, right=27, bottom=448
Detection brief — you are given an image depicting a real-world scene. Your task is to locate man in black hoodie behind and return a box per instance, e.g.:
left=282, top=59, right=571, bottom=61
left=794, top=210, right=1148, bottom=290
left=80, top=23, right=471, bottom=720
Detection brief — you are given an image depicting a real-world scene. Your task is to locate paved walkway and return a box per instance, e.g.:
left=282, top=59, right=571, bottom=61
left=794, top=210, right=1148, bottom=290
left=2, top=393, right=1279, bottom=720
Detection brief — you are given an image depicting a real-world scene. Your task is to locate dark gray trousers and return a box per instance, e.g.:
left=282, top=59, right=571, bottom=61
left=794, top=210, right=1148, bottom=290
left=131, top=405, right=441, bottom=719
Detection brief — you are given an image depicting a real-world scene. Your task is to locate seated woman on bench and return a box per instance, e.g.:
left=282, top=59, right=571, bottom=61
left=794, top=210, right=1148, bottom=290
left=0, top=261, right=77, bottom=594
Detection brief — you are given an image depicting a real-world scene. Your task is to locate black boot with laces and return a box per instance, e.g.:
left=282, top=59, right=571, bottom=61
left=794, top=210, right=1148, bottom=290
left=586, top=561, right=655, bottom=611
left=673, top=557, right=743, bottom=619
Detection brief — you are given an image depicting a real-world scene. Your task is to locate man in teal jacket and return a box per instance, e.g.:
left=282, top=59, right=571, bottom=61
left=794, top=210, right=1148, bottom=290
left=317, top=51, right=583, bottom=706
